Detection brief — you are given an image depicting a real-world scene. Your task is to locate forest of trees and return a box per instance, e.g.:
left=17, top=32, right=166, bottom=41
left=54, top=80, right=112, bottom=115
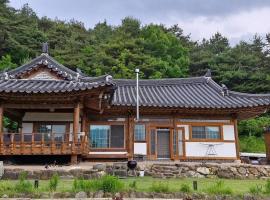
left=0, top=1, right=270, bottom=151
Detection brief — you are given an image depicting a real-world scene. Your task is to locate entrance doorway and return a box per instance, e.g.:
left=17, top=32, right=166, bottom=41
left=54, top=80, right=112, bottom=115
left=157, top=129, right=170, bottom=159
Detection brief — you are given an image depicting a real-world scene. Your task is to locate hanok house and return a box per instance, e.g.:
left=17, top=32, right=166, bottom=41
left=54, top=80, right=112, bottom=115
left=0, top=46, right=269, bottom=164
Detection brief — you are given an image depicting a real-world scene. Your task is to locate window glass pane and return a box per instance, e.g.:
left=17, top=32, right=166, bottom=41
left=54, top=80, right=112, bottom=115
left=52, top=125, right=66, bottom=142
left=90, top=125, right=110, bottom=148
left=206, top=126, right=220, bottom=139
left=111, top=125, right=124, bottom=148
left=192, top=126, right=220, bottom=139
left=52, top=125, right=66, bottom=134
left=134, top=124, right=146, bottom=141
left=38, top=125, right=52, bottom=133
left=192, top=126, right=206, bottom=139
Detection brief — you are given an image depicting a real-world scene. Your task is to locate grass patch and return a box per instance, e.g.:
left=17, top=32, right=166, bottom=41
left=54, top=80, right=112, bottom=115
left=180, top=183, right=191, bottom=193
left=0, top=176, right=268, bottom=197
left=49, top=173, right=59, bottom=192
left=249, top=184, right=263, bottom=196
left=149, top=181, right=169, bottom=193
left=72, top=175, right=123, bottom=193
left=205, top=181, right=232, bottom=195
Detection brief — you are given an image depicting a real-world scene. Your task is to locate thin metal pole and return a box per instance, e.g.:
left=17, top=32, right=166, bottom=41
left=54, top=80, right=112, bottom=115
left=135, top=69, right=140, bottom=121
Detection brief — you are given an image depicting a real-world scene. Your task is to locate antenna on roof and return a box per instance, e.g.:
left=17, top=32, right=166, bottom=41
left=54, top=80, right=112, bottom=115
left=42, top=42, right=49, bottom=55
left=204, top=69, right=212, bottom=77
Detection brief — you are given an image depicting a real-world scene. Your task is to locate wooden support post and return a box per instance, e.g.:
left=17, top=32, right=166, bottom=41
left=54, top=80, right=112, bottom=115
left=233, top=119, right=240, bottom=160
left=81, top=109, right=88, bottom=154
left=264, top=127, right=270, bottom=164
left=71, top=101, right=80, bottom=164
left=0, top=105, right=3, bottom=154
left=128, top=115, right=134, bottom=160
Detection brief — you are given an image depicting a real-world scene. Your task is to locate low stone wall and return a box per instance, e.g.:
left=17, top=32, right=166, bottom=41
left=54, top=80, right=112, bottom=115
left=1, top=162, right=270, bottom=180
left=143, top=163, right=270, bottom=179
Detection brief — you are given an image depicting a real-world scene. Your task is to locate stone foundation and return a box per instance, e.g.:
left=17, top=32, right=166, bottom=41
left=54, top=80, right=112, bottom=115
left=143, top=162, right=270, bottom=179
left=1, top=162, right=270, bottom=180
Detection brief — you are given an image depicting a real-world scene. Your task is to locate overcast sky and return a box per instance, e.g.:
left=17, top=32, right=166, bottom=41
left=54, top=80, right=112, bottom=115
left=8, top=0, right=270, bottom=45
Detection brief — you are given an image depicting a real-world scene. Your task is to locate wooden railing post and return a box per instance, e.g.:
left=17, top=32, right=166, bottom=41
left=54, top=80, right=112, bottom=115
left=31, top=132, right=34, bottom=154
left=51, top=132, right=55, bottom=154
left=41, top=133, right=44, bottom=154
left=71, top=101, right=80, bottom=164
left=11, top=133, right=14, bottom=154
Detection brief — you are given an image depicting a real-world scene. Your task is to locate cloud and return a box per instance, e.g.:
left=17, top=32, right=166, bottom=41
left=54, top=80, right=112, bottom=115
left=8, top=0, right=270, bottom=45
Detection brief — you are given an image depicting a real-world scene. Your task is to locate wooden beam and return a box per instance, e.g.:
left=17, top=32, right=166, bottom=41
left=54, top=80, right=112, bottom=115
left=3, top=103, right=75, bottom=109
left=233, top=119, right=240, bottom=160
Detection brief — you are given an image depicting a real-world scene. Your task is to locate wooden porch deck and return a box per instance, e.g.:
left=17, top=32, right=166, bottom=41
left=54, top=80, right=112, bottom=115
left=0, top=133, right=89, bottom=155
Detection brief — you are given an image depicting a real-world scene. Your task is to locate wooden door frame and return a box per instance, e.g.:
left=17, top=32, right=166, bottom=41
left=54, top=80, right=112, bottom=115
left=148, top=125, right=173, bottom=160
left=170, top=127, right=186, bottom=160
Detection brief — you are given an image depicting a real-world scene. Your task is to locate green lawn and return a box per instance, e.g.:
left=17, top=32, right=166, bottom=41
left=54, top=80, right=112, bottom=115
left=0, top=177, right=268, bottom=196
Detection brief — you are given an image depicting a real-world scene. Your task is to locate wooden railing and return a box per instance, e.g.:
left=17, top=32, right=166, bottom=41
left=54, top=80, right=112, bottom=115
left=0, top=132, right=89, bottom=155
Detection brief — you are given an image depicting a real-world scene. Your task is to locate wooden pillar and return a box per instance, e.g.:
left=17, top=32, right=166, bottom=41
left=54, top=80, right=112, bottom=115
left=71, top=101, right=80, bottom=164
left=127, top=115, right=134, bottom=160
left=0, top=105, right=3, bottom=153
left=81, top=109, right=88, bottom=154
left=264, top=127, right=270, bottom=164
left=233, top=119, right=240, bottom=160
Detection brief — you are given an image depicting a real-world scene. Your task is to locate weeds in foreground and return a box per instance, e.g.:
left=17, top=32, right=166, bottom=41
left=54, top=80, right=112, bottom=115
left=149, top=182, right=169, bottom=193
left=249, top=184, right=263, bottom=196
left=73, top=175, right=124, bottom=193
left=49, top=173, right=59, bottom=192
left=206, top=181, right=233, bottom=195
left=264, top=179, right=270, bottom=194
left=180, top=183, right=191, bottom=193
left=128, top=180, right=137, bottom=190
left=15, top=172, right=33, bottom=194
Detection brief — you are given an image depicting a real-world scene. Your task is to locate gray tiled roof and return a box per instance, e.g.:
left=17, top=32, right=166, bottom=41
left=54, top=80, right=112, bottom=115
left=0, top=75, right=113, bottom=93
left=4, top=54, right=87, bottom=81
left=112, top=77, right=270, bottom=109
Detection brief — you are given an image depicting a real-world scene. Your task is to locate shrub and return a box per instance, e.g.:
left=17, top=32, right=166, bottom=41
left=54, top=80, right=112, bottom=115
left=99, top=175, right=124, bottom=193
left=15, top=171, right=33, bottom=193
left=180, top=183, right=191, bottom=193
left=264, top=179, right=270, bottom=194
left=249, top=184, right=263, bottom=195
left=206, top=181, right=232, bottom=195
left=49, top=173, right=59, bottom=192
left=72, top=178, right=99, bottom=192
left=150, top=182, right=169, bottom=193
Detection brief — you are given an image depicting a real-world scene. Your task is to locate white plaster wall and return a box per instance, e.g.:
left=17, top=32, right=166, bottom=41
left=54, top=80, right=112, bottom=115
left=22, top=123, right=33, bottom=133
left=177, top=125, right=189, bottom=140
left=223, top=125, right=235, bottom=141
left=185, top=142, right=236, bottom=157
left=23, top=112, right=73, bottom=122
left=134, top=143, right=147, bottom=155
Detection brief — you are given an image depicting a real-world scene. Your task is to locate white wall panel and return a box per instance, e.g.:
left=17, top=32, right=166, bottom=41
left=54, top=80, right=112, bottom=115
left=223, top=125, right=235, bottom=141
left=22, top=123, right=33, bottom=133
left=177, top=125, right=189, bottom=140
left=185, top=142, right=236, bottom=157
left=134, top=143, right=147, bottom=155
